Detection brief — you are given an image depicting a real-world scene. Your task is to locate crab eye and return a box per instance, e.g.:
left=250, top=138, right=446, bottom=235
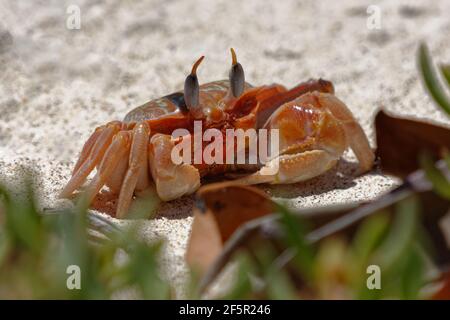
left=184, top=56, right=204, bottom=110
left=229, top=48, right=245, bottom=98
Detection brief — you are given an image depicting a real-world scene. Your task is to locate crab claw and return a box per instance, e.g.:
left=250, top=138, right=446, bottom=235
left=148, top=133, right=201, bottom=201
left=230, top=91, right=374, bottom=186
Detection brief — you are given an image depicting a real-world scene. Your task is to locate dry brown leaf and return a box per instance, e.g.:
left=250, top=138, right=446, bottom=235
left=186, top=182, right=275, bottom=273
left=375, top=110, right=450, bottom=178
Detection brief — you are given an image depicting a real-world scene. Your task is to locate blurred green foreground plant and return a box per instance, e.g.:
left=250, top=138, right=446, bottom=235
left=418, top=43, right=450, bottom=195
left=0, top=175, right=170, bottom=299
left=217, top=195, right=433, bottom=300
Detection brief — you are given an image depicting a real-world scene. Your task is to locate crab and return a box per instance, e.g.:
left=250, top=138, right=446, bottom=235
left=60, top=49, right=375, bottom=218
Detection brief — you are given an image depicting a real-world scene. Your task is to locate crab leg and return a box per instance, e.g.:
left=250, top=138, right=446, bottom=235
left=116, top=121, right=150, bottom=219
left=83, top=131, right=131, bottom=204
left=104, top=147, right=130, bottom=194
left=60, top=122, right=121, bottom=198
left=72, top=125, right=105, bottom=175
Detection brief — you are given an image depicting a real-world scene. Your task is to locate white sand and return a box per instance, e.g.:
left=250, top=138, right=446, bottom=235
left=1, top=0, right=450, bottom=298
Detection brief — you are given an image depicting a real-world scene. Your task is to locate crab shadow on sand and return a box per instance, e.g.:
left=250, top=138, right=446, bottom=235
left=90, top=158, right=365, bottom=220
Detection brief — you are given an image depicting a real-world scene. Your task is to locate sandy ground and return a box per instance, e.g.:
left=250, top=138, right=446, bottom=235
left=1, top=0, right=450, bottom=298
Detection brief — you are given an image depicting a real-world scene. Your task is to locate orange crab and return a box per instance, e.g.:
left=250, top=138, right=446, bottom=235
left=60, top=49, right=374, bottom=218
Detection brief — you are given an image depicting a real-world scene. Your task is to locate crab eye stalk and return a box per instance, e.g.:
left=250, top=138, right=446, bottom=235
left=229, top=48, right=245, bottom=98
left=184, top=56, right=204, bottom=110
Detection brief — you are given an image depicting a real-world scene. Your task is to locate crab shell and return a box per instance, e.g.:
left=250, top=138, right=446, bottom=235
left=60, top=78, right=374, bottom=218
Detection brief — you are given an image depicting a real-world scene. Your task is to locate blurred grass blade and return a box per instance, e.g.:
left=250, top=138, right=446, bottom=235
left=440, top=64, right=450, bottom=88
left=352, top=212, right=389, bottom=264
left=276, top=204, right=314, bottom=280
left=223, top=254, right=253, bottom=299
left=126, top=240, right=170, bottom=299
left=374, top=196, right=418, bottom=273
left=0, top=221, right=9, bottom=265
left=0, top=180, right=44, bottom=255
left=265, top=266, right=297, bottom=299
left=419, top=43, right=450, bottom=116
left=401, top=245, right=425, bottom=299
left=420, top=153, right=450, bottom=199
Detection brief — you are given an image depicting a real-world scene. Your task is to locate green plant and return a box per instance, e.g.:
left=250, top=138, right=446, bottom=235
left=419, top=43, right=450, bottom=116
left=0, top=174, right=170, bottom=299
left=221, top=195, right=429, bottom=300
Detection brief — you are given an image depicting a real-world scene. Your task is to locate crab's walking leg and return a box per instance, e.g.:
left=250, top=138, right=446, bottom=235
left=148, top=133, right=201, bottom=201
left=104, top=148, right=130, bottom=194
left=60, top=122, right=121, bottom=198
left=116, top=121, right=150, bottom=219
left=83, top=131, right=131, bottom=204
left=72, top=125, right=105, bottom=175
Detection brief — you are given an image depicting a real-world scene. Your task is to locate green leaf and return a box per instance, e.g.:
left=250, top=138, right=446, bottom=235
left=0, top=181, right=45, bottom=255
left=440, top=64, right=450, bottom=88
left=265, top=266, right=297, bottom=300
left=0, top=225, right=10, bottom=265
left=400, top=245, right=425, bottom=299
left=125, top=240, right=170, bottom=299
left=276, top=204, right=314, bottom=280
left=420, top=153, right=450, bottom=199
left=223, top=254, right=254, bottom=299
left=253, top=244, right=297, bottom=299
left=418, top=43, right=450, bottom=116
left=352, top=212, right=389, bottom=263
left=373, top=196, right=419, bottom=273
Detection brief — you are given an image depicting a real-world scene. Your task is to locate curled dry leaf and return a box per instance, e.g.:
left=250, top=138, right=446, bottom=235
left=375, top=110, right=450, bottom=178
left=186, top=182, right=276, bottom=274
